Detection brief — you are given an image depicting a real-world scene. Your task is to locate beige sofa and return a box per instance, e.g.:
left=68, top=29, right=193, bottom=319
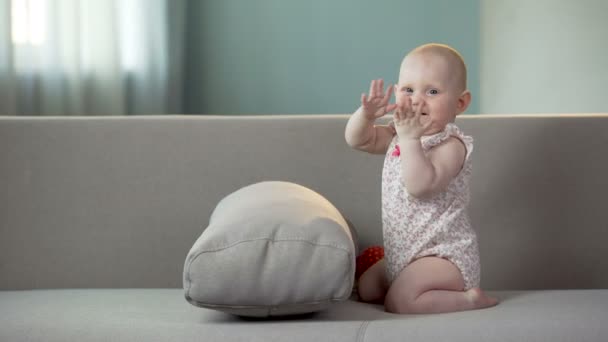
left=1, top=114, right=607, bottom=341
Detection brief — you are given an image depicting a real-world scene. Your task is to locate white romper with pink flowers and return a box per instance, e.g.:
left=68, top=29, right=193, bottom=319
left=382, top=122, right=480, bottom=290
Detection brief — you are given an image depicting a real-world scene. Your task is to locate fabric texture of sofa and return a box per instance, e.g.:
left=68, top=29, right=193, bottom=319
left=1, top=114, right=608, bottom=341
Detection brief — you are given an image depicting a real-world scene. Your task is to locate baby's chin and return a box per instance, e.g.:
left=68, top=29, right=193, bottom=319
left=423, top=116, right=456, bottom=135
left=422, top=130, right=440, bottom=136
left=423, top=124, right=445, bottom=136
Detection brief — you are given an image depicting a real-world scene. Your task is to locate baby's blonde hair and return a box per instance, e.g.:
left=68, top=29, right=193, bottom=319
left=400, top=43, right=468, bottom=92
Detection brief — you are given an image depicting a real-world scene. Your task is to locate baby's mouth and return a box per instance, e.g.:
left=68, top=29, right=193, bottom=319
left=421, top=112, right=429, bottom=116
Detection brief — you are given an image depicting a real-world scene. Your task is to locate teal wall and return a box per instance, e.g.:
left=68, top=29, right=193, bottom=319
left=185, top=0, right=480, bottom=115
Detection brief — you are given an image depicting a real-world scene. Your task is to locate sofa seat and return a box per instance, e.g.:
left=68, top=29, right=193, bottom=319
left=2, top=289, right=607, bottom=342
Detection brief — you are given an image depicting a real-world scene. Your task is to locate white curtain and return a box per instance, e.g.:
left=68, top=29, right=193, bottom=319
left=0, top=0, right=186, bottom=115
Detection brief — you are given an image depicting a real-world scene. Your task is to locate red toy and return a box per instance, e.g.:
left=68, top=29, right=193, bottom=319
left=355, top=245, right=384, bottom=280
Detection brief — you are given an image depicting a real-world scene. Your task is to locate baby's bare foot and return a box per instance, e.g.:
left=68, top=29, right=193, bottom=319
left=465, top=288, right=499, bottom=309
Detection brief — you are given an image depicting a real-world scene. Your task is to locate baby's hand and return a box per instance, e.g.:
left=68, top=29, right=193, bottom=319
left=393, top=98, right=433, bottom=140
left=360, top=79, right=398, bottom=120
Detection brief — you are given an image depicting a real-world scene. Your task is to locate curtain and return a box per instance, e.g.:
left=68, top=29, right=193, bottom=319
left=0, top=0, right=187, bottom=115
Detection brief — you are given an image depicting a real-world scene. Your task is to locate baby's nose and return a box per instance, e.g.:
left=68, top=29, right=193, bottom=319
left=411, top=94, right=424, bottom=106
left=411, top=93, right=422, bottom=104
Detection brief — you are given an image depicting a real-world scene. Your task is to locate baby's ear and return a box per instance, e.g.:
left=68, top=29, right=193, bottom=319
left=456, top=90, right=471, bottom=114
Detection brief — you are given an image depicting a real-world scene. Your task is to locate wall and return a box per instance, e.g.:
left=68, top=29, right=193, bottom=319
left=480, top=0, right=608, bottom=114
left=184, top=0, right=480, bottom=115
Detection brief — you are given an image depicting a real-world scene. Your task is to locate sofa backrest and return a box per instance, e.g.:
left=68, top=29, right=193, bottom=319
left=1, top=114, right=607, bottom=290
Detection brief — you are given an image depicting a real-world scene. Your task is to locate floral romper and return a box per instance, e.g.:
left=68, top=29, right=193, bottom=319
left=382, top=123, right=480, bottom=290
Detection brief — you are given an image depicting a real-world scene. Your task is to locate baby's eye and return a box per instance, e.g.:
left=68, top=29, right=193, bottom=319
left=427, top=89, right=439, bottom=95
left=404, top=87, right=414, bottom=94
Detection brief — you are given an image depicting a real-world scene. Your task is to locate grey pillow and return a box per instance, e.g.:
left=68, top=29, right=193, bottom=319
left=183, top=181, right=356, bottom=317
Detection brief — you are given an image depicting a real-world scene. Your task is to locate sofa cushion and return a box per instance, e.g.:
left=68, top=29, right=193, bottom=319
left=183, top=181, right=356, bottom=317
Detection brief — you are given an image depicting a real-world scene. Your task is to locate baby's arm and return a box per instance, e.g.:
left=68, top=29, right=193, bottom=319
left=392, top=100, right=466, bottom=198
left=345, top=108, right=395, bottom=154
left=399, top=136, right=466, bottom=198
left=345, top=79, right=397, bottom=154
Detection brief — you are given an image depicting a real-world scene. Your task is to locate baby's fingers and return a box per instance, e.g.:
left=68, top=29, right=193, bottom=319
left=376, top=79, right=384, bottom=97
left=368, top=79, right=377, bottom=98
left=386, top=103, right=398, bottom=113
left=382, top=84, right=394, bottom=103
left=375, top=103, right=397, bottom=119
left=400, top=98, right=413, bottom=118
left=394, top=106, right=404, bottom=121
left=412, top=102, right=423, bottom=120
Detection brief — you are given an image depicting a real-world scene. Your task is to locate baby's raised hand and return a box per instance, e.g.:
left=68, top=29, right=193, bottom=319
left=393, top=98, right=433, bottom=140
left=360, top=79, right=398, bottom=120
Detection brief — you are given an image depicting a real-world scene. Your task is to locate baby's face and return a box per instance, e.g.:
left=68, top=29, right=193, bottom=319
left=394, top=53, right=465, bottom=135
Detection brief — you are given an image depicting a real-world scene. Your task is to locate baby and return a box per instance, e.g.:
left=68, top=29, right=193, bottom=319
left=345, top=43, right=498, bottom=314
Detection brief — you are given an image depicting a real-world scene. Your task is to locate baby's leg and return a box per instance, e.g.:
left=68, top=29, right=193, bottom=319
left=384, top=256, right=498, bottom=314
left=357, top=259, right=389, bottom=304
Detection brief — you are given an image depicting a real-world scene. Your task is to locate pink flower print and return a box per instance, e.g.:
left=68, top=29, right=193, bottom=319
left=391, top=144, right=400, bottom=157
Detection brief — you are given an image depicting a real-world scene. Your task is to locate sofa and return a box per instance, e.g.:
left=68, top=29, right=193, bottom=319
left=1, top=114, right=607, bottom=341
